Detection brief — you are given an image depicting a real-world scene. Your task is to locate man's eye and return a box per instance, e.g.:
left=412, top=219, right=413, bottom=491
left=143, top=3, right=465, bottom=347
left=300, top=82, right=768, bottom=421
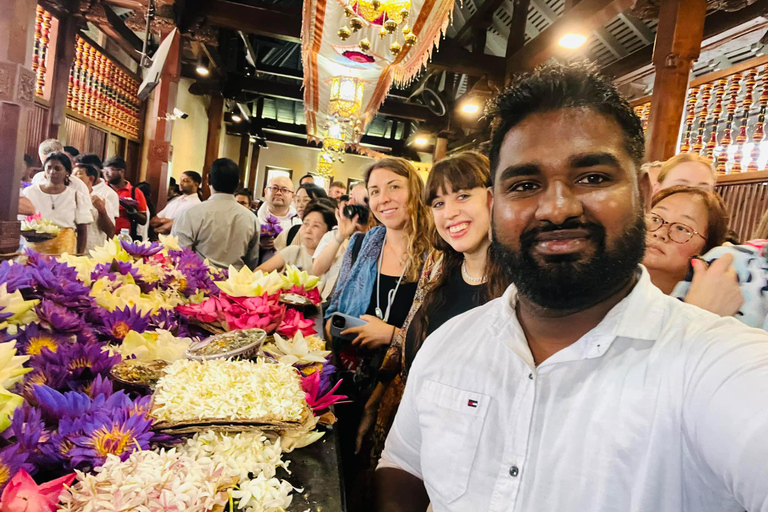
left=509, top=182, right=539, bottom=193
left=577, top=174, right=608, bottom=185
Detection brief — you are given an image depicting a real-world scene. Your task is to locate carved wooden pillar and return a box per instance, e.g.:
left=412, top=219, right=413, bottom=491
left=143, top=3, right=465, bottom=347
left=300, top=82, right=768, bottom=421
left=238, top=134, right=249, bottom=185
left=47, top=13, right=80, bottom=139
left=144, top=28, right=180, bottom=212
left=433, top=136, right=448, bottom=162
left=645, top=0, right=707, bottom=161
left=202, top=94, right=224, bottom=198
left=0, top=0, right=37, bottom=254
left=247, top=144, right=260, bottom=192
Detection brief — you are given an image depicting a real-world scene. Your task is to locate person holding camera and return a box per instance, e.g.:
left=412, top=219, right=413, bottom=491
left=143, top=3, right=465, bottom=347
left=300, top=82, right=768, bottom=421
left=311, top=199, right=370, bottom=288
left=323, top=157, right=431, bottom=511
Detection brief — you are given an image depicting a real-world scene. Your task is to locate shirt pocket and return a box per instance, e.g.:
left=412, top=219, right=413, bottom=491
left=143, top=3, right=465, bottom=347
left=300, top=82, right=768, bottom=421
left=417, top=379, right=489, bottom=504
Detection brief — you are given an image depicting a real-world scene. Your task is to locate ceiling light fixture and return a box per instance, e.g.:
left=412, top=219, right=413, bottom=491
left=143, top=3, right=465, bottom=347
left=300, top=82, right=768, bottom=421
left=414, top=135, right=429, bottom=146
left=461, top=102, right=480, bottom=115
left=231, top=113, right=242, bottom=123
left=558, top=33, right=587, bottom=49
left=196, top=65, right=210, bottom=76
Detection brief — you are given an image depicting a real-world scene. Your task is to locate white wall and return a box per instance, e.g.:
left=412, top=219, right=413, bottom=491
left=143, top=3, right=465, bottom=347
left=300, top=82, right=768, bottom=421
left=254, top=142, right=374, bottom=197
left=168, top=78, right=209, bottom=181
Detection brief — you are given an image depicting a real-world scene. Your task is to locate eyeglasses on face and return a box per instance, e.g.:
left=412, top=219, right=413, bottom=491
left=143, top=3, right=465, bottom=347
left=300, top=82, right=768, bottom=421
left=266, top=186, right=294, bottom=195
left=646, top=213, right=706, bottom=244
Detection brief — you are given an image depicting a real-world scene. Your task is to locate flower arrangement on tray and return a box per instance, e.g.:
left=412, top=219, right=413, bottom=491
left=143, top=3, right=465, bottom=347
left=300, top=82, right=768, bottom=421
left=0, top=235, right=344, bottom=511
left=20, top=213, right=60, bottom=242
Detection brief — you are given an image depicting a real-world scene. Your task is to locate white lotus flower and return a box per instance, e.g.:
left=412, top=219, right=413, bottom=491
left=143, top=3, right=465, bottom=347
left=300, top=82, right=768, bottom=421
left=263, top=332, right=330, bottom=366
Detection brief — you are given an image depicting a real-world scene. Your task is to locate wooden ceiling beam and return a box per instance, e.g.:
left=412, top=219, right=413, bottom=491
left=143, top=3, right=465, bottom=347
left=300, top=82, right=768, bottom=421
left=603, top=0, right=768, bottom=79
left=454, top=0, right=508, bottom=46
left=506, top=0, right=635, bottom=76
left=204, top=0, right=302, bottom=43
left=429, top=39, right=505, bottom=78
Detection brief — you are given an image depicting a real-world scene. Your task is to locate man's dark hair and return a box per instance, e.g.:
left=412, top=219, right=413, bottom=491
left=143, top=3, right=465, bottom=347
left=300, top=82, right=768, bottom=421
left=209, top=158, right=240, bottom=194
left=299, top=173, right=314, bottom=184
left=488, top=61, right=645, bottom=181
left=75, top=153, right=103, bottom=170
left=234, top=187, right=253, bottom=199
left=182, top=170, right=202, bottom=185
left=75, top=163, right=100, bottom=183
left=44, top=152, right=72, bottom=174
left=23, top=154, right=34, bottom=167
left=103, top=155, right=127, bottom=170
left=303, top=199, right=338, bottom=230
left=63, top=146, right=80, bottom=158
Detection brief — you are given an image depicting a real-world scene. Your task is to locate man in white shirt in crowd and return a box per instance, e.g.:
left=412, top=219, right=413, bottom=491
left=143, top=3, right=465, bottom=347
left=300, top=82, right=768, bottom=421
left=377, top=62, right=768, bottom=512
left=257, top=176, right=298, bottom=255
left=75, top=154, right=121, bottom=228
left=73, top=162, right=117, bottom=253
left=33, top=139, right=91, bottom=198
left=151, top=170, right=202, bottom=235
left=173, top=158, right=260, bottom=270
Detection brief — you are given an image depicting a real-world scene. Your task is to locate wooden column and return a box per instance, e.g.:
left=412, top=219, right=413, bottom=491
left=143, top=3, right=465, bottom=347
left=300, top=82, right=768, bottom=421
left=248, top=144, right=260, bottom=192
left=645, top=0, right=707, bottom=161
left=144, top=29, right=180, bottom=212
left=504, top=0, right=531, bottom=83
left=202, top=94, right=224, bottom=198
left=0, top=0, right=37, bottom=254
left=47, top=13, right=80, bottom=139
left=433, top=137, right=448, bottom=162
left=238, top=134, right=249, bottom=185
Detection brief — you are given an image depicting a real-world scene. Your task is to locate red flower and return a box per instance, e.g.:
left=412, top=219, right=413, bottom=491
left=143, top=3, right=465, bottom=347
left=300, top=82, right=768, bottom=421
left=277, top=309, right=316, bottom=338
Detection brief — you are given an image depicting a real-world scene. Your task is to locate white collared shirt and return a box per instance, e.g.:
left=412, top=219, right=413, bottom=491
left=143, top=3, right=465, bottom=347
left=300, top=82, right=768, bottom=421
left=157, top=193, right=202, bottom=220
left=379, top=267, right=768, bottom=512
left=91, top=179, right=120, bottom=221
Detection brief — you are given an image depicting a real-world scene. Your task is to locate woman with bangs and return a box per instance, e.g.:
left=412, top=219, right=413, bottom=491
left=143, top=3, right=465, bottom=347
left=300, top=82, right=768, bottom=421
left=356, top=151, right=511, bottom=472
left=325, top=157, right=431, bottom=510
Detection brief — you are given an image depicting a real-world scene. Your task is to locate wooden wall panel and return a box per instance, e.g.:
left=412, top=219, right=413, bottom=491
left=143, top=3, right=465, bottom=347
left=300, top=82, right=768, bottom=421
left=25, top=104, right=49, bottom=165
left=715, top=181, right=768, bottom=241
left=63, top=116, right=87, bottom=154
left=86, top=126, right=108, bottom=160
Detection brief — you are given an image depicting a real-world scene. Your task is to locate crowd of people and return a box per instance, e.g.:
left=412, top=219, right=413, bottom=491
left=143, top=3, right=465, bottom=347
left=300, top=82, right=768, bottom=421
left=13, top=61, right=768, bottom=511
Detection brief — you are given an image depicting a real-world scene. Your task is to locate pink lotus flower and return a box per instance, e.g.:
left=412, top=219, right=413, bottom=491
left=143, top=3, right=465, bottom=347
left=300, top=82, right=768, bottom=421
left=0, top=469, right=75, bottom=512
left=277, top=309, right=316, bottom=338
left=286, top=285, right=322, bottom=306
left=177, top=293, right=287, bottom=333
left=301, top=371, right=347, bottom=412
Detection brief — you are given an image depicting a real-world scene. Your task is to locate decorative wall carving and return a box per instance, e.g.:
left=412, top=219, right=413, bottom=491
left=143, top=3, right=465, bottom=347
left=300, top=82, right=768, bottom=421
left=632, top=0, right=762, bottom=20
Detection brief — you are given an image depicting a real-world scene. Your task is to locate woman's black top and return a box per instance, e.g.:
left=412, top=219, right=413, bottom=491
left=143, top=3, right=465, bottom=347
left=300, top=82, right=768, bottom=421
left=404, top=268, right=484, bottom=372
left=365, top=274, right=418, bottom=329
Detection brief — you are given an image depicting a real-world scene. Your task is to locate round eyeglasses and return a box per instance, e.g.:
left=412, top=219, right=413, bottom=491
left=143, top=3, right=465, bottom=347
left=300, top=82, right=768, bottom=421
left=646, top=213, right=706, bottom=244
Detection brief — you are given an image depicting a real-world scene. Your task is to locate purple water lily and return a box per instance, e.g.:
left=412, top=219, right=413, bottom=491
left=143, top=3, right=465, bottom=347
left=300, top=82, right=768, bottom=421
left=168, top=248, right=218, bottom=295
left=261, top=215, right=284, bottom=238
left=35, top=300, right=82, bottom=334
left=91, top=259, right=140, bottom=282
left=24, top=342, right=121, bottom=398
left=69, top=412, right=154, bottom=469
left=96, top=305, right=150, bottom=343
left=120, top=240, right=163, bottom=257
left=0, top=443, right=28, bottom=492
left=16, top=322, right=72, bottom=356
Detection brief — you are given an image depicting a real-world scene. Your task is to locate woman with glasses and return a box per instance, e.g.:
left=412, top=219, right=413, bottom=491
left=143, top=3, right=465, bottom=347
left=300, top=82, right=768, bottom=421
left=643, top=185, right=742, bottom=316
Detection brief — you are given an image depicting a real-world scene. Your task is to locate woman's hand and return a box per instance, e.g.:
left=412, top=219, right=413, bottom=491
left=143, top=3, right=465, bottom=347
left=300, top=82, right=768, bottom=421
left=343, top=315, right=396, bottom=349
left=685, top=254, right=744, bottom=317
left=335, top=208, right=359, bottom=241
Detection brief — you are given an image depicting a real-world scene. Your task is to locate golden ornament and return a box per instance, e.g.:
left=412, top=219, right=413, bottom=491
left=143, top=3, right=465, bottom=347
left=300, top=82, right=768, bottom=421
left=402, top=24, right=411, bottom=35
left=349, top=16, right=364, bottom=32
left=371, top=0, right=381, bottom=10
left=390, top=41, right=401, bottom=55
left=400, top=7, right=409, bottom=20
left=338, top=26, right=351, bottom=40
left=379, top=26, right=388, bottom=38
left=384, top=19, right=398, bottom=34
left=404, top=32, right=417, bottom=46
left=359, top=38, right=371, bottom=52
left=344, top=5, right=355, bottom=17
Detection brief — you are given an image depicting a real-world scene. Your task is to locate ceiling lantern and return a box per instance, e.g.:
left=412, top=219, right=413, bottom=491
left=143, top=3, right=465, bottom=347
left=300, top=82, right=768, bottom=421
left=323, top=119, right=347, bottom=159
left=316, top=151, right=334, bottom=177
left=329, top=76, right=365, bottom=120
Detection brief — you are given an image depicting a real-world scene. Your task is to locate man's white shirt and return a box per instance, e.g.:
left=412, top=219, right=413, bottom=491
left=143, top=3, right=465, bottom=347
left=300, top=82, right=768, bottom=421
left=379, top=267, right=768, bottom=512
left=157, top=193, right=202, bottom=220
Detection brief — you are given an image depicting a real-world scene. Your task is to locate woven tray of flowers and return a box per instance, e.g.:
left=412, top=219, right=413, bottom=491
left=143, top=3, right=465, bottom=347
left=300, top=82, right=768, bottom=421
left=150, top=358, right=313, bottom=434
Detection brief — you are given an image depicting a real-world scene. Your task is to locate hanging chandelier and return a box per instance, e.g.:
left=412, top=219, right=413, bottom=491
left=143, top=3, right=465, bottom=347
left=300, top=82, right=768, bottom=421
left=329, top=76, right=365, bottom=120
left=338, top=0, right=416, bottom=57
left=315, top=151, right=334, bottom=177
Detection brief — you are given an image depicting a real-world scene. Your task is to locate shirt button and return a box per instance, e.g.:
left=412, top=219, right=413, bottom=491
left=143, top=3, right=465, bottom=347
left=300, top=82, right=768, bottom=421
left=509, top=466, right=519, bottom=477
left=528, top=373, right=533, bottom=380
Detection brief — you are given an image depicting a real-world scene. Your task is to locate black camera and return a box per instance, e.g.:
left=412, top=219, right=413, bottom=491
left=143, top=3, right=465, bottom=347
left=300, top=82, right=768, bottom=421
left=343, top=204, right=369, bottom=225
left=331, top=315, right=346, bottom=329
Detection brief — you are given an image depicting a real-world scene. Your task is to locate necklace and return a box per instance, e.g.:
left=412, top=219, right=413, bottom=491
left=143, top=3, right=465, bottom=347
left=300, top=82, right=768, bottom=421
left=375, top=233, right=408, bottom=322
left=462, top=260, right=486, bottom=283
left=47, top=190, right=63, bottom=210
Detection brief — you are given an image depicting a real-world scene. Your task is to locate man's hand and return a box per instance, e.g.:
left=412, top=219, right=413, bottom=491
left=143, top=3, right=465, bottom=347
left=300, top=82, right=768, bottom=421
left=260, top=236, right=275, bottom=251
left=375, top=468, right=430, bottom=512
left=91, top=195, right=106, bottom=213
left=685, top=254, right=744, bottom=317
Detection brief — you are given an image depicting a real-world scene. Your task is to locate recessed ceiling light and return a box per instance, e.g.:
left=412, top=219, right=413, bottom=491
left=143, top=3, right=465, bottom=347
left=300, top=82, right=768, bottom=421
left=231, top=114, right=242, bottom=123
left=196, top=66, right=210, bottom=76
left=558, top=33, right=587, bottom=49
left=414, top=136, right=429, bottom=146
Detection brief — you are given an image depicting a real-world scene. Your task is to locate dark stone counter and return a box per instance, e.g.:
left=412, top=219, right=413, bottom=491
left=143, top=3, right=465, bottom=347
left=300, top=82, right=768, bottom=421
left=284, top=425, right=345, bottom=512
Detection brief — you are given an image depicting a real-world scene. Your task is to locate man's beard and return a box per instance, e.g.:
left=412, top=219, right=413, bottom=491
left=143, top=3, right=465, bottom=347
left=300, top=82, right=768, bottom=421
left=492, top=209, right=646, bottom=311
left=108, top=175, right=121, bottom=186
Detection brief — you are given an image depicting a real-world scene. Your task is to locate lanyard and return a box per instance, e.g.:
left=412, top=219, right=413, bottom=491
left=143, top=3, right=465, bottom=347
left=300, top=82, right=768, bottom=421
left=375, top=233, right=407, bottom=323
